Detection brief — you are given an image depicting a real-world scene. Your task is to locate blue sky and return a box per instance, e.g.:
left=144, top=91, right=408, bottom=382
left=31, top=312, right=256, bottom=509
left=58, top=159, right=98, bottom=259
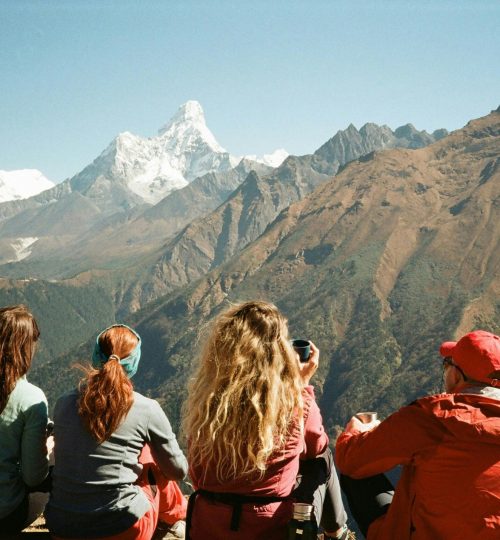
left=1, top=0, right=499, bottom=182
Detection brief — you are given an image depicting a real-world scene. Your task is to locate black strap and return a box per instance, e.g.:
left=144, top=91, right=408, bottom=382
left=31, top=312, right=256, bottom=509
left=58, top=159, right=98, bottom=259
left=147, top=466, right=158, bottom=498
left=229, top=501, right=242, bottom=531
left=185, top=489, right=289, bottom=538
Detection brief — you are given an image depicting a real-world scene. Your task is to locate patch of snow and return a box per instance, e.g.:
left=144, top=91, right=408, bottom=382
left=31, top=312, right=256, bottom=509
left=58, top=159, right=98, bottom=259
left=243, top=149, right=289, bottom=168
left=9, top=237, right=38, bottom=262
left=127, top=157, right=188, bottom=203
left=0, top=170, right=54, bottom=203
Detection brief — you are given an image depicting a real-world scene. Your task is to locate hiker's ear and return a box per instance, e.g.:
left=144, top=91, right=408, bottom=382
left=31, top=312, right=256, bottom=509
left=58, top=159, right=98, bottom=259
left=444, top=363, right=464, bottom=393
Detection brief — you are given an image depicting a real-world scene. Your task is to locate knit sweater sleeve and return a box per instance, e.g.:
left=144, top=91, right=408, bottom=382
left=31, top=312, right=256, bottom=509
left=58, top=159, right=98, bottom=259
left=146, top=400, right=188, bottom=481
left=21, top=388, right=50, bottom=486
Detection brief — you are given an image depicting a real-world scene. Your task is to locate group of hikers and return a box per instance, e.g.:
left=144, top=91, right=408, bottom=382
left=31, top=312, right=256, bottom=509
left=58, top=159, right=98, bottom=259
left=0, top=302, right=499, bottom=540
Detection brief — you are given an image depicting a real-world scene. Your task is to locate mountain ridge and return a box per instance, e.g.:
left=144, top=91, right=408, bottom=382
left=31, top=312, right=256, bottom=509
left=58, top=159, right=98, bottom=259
left=27, top=108, right=499, bottom=435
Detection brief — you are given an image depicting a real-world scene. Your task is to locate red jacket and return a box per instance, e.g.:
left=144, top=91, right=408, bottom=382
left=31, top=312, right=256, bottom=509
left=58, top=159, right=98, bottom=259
left=336, top=386, right=500, bottom=540
left=188, top=386, right=329, bottom=540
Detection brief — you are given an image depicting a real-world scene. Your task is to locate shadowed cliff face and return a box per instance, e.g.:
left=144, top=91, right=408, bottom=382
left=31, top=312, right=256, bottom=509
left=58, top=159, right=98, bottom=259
left=114, top=156, right=331, bottom=313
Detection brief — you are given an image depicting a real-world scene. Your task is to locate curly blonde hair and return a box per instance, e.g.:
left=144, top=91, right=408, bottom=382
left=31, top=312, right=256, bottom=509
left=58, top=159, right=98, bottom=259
left=183, top=301, right=303, bottom=482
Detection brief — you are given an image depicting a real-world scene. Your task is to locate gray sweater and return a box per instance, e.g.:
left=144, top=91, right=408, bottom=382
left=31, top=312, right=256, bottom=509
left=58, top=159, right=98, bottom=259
left=45, top=390, right=187, bottom=538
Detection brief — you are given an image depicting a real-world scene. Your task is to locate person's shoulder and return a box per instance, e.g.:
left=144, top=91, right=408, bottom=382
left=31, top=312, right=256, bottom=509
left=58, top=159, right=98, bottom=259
left=403, top=393, right=457, bottom=417
left=131, top=391, right=163, bottom=412
left=301, top=384, right=317, bottom=403
left=14, top=377, right=47, bottom=405
left=53, top=388, right=79, bottom=409
left=129, top=392, right=168, bottom=428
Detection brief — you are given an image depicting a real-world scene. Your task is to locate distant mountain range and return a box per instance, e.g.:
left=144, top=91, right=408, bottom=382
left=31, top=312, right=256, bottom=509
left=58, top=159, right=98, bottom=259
left=0, top=102, right=281, bottom=268
left=0, top=102, right=446, bottom=280
left=4, top=102, right=498, bottom=437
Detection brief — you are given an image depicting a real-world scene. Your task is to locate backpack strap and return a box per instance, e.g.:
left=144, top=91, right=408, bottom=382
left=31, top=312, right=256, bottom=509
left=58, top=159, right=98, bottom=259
left=185, top=488, right=289, bottom=538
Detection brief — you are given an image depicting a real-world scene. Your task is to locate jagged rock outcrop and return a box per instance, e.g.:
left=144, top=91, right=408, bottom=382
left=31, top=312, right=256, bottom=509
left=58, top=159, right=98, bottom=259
left=312, top=122, right=447, bottom=175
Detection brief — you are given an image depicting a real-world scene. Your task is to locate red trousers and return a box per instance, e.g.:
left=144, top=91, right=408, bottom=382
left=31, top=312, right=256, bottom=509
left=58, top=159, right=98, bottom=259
left=52, top=445, right=187, bottom=540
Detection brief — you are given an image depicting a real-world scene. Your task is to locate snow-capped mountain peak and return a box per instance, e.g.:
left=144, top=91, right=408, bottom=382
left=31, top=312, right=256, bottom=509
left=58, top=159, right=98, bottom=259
left=59, top=101, right=288, bottom=206
left=0, top=169, right=54, bottom=203
left=157, top=100, right=225, bottom=154
left=164, top=100, right=205, bottom=126
left=89, top=101, right=234, bottom=204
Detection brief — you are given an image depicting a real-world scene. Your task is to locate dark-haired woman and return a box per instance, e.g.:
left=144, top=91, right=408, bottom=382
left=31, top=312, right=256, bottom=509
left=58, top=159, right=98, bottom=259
left=45, top=324, right=188, bottom=540
left=0, top=305, right=51, bottom=535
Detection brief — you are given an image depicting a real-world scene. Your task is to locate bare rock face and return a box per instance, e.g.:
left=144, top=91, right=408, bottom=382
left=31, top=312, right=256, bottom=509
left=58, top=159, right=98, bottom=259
left=118, top=156, right=330, bottom=311
left=312, top=122, right=447, bottom=175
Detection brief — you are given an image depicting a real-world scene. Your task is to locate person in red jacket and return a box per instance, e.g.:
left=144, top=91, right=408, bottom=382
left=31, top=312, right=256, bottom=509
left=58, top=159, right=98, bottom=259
left=183, top=301, right=352, bottom=540
left=336, top=330, right=500, bottom=539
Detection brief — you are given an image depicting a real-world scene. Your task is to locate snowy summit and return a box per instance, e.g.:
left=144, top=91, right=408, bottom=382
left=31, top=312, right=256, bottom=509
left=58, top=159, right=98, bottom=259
left=96, top=100, right=237, bottom=204
left=0, top=169, right=54, bottom=203
left=90, top=100, right=290, bottom=205
left=157, top=100, right=225, bottom=154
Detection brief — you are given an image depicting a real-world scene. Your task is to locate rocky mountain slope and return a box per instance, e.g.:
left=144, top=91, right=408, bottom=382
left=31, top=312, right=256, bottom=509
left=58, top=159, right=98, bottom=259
left=2, top=159, right=273, bottom=279
left=1, top=110, right=454, bottom=403
left=32, top=108, right=499, bottom=433
left=0, top=113, right=442, bottom=278
left=112, top=122, right=446, bottom=314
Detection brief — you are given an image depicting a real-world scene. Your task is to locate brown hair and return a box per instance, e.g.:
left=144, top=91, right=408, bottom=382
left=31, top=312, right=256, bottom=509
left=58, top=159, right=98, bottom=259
left=0, top=305, right=40, bottom=414
left=78, top=326, right=137, bottom=443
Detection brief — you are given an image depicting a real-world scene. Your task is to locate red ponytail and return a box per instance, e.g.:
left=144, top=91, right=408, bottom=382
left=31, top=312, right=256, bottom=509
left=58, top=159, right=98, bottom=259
left=78, top=326, right=136, bottom=443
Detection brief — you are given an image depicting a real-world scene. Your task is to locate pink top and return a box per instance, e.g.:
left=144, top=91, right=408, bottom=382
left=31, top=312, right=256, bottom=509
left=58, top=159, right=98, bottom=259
left=188, top=385, right=329, bottom=540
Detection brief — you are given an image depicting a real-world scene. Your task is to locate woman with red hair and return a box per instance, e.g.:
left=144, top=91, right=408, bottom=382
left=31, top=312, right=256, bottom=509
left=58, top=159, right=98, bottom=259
left=45, top=324, right=187, bottom=540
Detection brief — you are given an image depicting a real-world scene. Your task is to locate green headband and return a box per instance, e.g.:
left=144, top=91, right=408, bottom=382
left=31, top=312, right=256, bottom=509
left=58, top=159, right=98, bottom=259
left=92, top=324, right=142, bottom=379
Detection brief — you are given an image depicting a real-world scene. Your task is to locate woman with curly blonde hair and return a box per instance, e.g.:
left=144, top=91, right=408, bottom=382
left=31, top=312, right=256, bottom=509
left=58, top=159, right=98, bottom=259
left=183, top=301, right=350, bottom=540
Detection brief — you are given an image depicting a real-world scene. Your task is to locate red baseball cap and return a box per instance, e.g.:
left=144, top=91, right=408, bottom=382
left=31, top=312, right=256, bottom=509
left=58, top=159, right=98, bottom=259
left=439, top=330, right=500, bottom=386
